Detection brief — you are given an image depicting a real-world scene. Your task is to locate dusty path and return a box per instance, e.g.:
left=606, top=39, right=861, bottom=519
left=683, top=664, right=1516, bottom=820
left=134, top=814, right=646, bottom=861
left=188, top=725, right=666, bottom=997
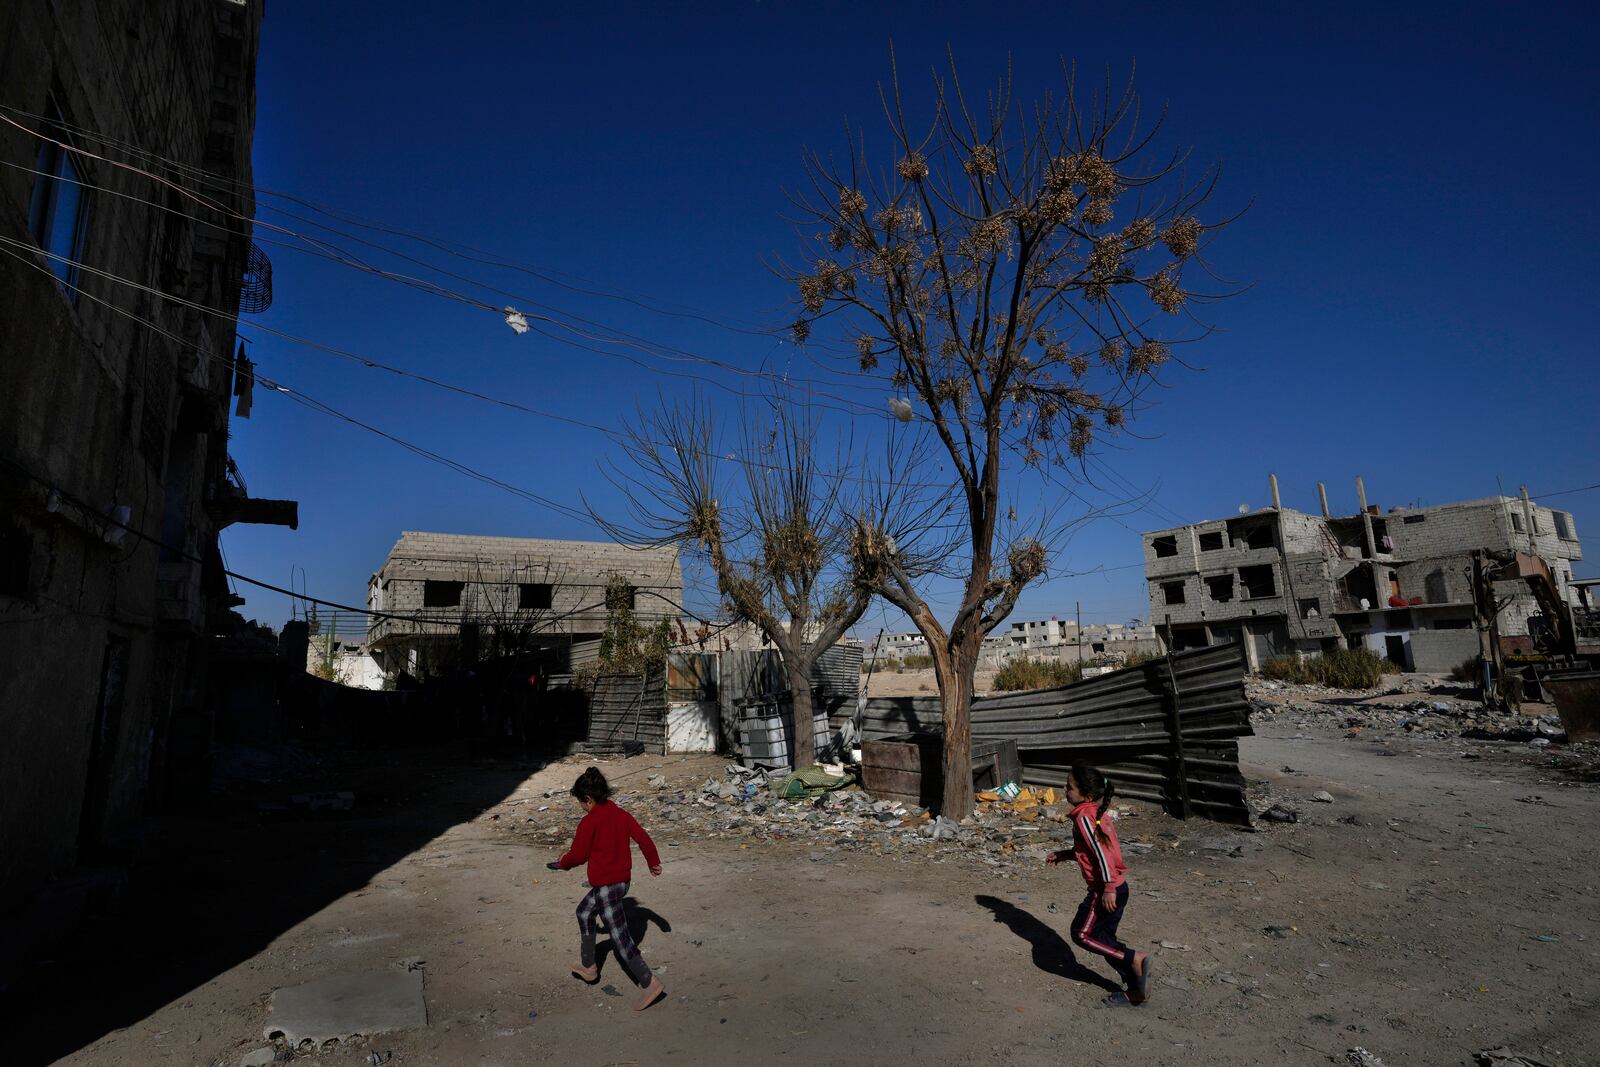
left=19, top=723, right=1599, bottom=1067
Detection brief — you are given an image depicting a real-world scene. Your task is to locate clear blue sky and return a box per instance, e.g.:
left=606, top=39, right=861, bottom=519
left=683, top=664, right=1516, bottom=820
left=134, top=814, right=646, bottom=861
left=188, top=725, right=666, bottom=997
left=222, top=1, right=1599, bottom=633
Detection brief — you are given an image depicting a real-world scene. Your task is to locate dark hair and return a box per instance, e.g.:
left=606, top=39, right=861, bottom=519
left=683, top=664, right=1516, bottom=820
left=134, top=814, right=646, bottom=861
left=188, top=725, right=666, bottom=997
left=1067, top=762, right=1114, bottom=843
left=571, top=767, right=611, bottom=804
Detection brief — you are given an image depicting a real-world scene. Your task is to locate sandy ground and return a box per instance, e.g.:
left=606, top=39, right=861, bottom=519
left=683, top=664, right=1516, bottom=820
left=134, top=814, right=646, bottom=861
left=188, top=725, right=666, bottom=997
left=865, top=666, right=996, bottom=697
left=10, top=704, right=1599, bottom=1067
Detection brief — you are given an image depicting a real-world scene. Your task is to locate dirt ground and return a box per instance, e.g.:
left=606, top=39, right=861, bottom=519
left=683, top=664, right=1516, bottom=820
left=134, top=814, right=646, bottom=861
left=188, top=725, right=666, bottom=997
left=10, top=693, right=1599, bottom=1067
left=865, top=665, right=996, bottom=698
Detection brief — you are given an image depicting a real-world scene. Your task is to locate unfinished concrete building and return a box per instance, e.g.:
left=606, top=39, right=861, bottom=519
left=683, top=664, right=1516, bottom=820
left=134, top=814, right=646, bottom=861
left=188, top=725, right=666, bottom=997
left=1143, top=478, right=1584, bottom=672
left=365, top=532, right=684, bottom=681
left=0, top=0, right=289, bottom=945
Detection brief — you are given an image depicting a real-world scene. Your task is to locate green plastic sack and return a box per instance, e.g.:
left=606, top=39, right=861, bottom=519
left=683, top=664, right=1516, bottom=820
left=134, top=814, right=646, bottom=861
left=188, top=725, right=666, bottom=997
left=770, top=766, right=851, bottom=798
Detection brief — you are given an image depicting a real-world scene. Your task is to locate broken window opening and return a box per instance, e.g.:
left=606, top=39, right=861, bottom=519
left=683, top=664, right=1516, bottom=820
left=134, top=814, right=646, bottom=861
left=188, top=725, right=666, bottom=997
left=1554, top=511, right=1575, bottom=540
left=1204, top=575, right=1235, bottom=603
left=1299, top=597, right=1321, bottom=619
left=1198, top=531, right=1224, bottom=551
left=1161, top=581, right=1186, bottom=606
left=423, top=580, right=463, bottom=608
left=1511, top=512, right=1523, bottom=533
left=1152, top=535, right=1179, bottom=558
left=1402, top=514, right=1427, bottom=525
left=519, top=582, right=553, bottom=610
left=1227, top=516, right=1277, bottom=551
left=1239, top=565, right=1276, bottom=599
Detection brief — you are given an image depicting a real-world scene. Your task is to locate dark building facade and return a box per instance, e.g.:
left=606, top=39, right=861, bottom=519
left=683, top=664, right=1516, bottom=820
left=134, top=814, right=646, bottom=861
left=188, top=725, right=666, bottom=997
left=0, top=1, right=288, bottom=937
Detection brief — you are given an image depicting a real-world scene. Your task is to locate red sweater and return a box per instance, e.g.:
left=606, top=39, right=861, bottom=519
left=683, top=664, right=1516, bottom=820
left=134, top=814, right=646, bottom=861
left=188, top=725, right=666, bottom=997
left=1069, top=799, right=1127, bottom=891
left=557, top=800, right=660, bottom=887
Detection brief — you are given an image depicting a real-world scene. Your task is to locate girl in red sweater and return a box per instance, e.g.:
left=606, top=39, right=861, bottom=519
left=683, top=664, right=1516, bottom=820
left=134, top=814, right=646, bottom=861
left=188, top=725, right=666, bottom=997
left=1046, top=762, right=1153, bottom=1004
left=547, top=767, right=666, bottom=1010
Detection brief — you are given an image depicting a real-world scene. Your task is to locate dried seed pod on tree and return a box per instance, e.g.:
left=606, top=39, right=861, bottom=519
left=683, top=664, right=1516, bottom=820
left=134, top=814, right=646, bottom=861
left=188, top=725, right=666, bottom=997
left=784, top=54, right=1238, bottom=817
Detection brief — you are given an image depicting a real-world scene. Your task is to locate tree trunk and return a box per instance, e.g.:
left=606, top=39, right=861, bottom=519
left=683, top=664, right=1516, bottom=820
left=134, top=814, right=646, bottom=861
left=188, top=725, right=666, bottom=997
left=788, top=660, right=817, bottom=769
left=935, top=637, right=979, bottom=819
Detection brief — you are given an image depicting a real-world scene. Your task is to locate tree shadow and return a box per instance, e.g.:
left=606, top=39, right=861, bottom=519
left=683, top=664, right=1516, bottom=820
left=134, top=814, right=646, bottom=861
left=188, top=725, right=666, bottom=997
left=595, top=897, right=671, bottom=976
left=973, top=894, right=1119, bottom=992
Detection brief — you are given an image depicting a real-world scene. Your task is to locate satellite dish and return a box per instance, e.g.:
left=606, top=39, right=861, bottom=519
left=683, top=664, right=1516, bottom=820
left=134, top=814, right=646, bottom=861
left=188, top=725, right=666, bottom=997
left=1237, top=504, right=1250, bottom=514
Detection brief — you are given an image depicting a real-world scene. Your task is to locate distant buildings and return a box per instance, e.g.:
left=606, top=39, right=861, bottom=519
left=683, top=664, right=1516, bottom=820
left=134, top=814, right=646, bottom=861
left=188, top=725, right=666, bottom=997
left=873, top=616, right=1159, bottom=666
left=1141, top=479, right=1583, bottom=672
left=364, top=532, right=683, bottom=683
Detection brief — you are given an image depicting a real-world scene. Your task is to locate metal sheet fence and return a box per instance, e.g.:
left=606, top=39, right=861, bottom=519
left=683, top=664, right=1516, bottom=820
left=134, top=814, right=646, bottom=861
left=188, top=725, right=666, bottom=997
left=586, top=665, right=667, bottom=753
left=859, top=644, right=1253, bottom=823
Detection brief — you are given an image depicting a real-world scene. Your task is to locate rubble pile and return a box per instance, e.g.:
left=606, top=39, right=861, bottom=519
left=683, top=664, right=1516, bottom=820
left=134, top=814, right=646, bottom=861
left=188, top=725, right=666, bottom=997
left=496, top=764, right=1143, bottom=874
left=1247, top=679, right=1572, bottom=746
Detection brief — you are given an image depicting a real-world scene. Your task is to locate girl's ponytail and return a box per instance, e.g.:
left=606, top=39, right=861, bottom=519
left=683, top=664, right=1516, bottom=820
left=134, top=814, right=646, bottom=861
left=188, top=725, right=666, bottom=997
left=1097, top=776, right=1115, bottom=836
left=1069, top=762, right=1115, bottom=844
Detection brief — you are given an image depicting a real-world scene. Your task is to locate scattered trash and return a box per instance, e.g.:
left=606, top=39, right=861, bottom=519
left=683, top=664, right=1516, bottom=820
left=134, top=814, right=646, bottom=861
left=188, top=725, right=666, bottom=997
left=1310, top=790, right=1334, bottom=804
left=1347, top=1048, right=1387, bottom=1067
left=396, top=956, right=425, bottom=972
left=889, top=397, right=915, bottom=421
left=1532, top=934, right=1559, bottom=943
left=1260, top=804, right=1299, bottom=823
left=994, top=782, right=1022, bottom=801
left=1474, top=1049, right=1554, bottom=1067
left=366, top=1053, right=392, bottom=1066
left=1156, top=940, right=1190, bottom=950
left=1263, top=925, right=1296, bottom=938
left=527, top=1010, right=538, bottom=1020
left=647, top=774, right=667, bottom=788
left=503, top=307, right=529, bottom=334
left=602, top=984, right=624, bottom=997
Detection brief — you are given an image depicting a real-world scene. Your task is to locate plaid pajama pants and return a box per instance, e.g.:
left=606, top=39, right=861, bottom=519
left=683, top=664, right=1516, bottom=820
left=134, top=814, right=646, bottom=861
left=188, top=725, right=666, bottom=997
left=577, top=881, right=652, bottom=988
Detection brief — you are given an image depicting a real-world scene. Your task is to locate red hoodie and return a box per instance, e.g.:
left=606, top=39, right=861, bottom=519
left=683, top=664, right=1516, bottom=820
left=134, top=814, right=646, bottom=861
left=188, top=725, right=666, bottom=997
left=1069, top=798, right=1127, bottom=891
left=557, top=800, right=660, bottom=887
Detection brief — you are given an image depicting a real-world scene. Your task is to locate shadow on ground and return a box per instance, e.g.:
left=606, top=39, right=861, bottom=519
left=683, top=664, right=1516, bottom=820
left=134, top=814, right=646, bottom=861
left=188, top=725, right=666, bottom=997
left=594, top=897, right=671, bottom=980
left=974, top=894, right=1119, bottom=993
left=0, top=742, right=533, bottom=1066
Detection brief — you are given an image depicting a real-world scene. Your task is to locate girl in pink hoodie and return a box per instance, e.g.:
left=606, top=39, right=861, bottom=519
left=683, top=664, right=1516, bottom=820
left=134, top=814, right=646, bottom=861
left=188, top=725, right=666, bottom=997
left=1046, top=762, right=1153, bottom=1003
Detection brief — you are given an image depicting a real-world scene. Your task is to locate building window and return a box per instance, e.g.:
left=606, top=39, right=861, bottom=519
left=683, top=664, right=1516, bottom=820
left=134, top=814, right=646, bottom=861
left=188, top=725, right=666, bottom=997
left=1199, top=531, right=1224, bottom=551
left=1239, top=565, right=1276, bottom=599
left=519, top=582, right=552, bottom=610
left=1299, top=597, right=1321, bottom=619
left=1204, top=575, right=1234, bottom=602
left=1511, top=512, right=1523, bottom=533
left=1161, top=581, right=1186, bottom=605
left=1152, top=535, right=1178, bottom=558
left=28, top=109, right=90, bottom=292
left=1402, top=514, right=1427, bottom=525
left=1554, top=511, right=1575, bottom=540
left=423, top=580, right=463, bottom=608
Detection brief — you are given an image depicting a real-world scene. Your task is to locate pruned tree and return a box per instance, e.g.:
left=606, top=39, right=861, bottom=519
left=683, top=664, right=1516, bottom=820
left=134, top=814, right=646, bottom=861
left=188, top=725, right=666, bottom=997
left=595, top=396, right=874, bottom=768
left=788, top=56, right=1237, bottom=817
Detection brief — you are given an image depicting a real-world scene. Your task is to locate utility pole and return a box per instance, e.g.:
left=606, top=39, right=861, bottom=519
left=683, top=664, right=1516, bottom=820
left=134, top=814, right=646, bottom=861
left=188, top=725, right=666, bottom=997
left=1076, top=601, right=1083, bottom=665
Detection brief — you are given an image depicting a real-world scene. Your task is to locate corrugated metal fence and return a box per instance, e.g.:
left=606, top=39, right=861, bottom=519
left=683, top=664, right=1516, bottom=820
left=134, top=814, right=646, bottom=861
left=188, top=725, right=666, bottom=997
left=860, top=644, right=1254, bottom=824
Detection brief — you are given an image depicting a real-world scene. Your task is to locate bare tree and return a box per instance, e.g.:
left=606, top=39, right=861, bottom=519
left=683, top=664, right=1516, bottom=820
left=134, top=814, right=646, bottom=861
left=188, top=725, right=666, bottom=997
left=789, top=56, right=1237, bottom=817
left=595, top=396, right=874, bottom=768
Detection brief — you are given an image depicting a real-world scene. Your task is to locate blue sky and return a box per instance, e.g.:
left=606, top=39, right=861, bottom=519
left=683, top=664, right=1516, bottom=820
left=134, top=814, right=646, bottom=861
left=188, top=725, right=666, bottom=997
left=222, top=1, right=1599, bottom=633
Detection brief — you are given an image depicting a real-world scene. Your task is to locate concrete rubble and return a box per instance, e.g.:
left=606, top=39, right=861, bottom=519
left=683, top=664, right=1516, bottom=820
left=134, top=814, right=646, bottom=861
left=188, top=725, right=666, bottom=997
left=499, top=762, right=1129, bottom=874
left=264, top=970, right=428, bottom=1048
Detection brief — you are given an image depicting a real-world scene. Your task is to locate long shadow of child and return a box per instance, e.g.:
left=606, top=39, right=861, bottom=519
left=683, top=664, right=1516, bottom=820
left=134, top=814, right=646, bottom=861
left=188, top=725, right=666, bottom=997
left=974, top=894, right=1121, bottom=993
left=595, top=898, right=672, bottom=975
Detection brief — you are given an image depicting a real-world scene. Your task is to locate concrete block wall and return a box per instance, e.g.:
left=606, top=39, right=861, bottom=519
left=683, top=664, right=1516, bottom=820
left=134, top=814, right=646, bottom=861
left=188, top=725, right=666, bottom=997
left=0, top=0, right=262, bottom=922
left=1411, top=630, right=1479, bottom=674
left=369, top=532, right=684, bottom=644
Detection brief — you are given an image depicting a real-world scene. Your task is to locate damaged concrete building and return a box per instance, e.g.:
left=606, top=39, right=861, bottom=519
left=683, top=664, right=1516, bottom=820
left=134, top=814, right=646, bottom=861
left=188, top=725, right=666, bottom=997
left=0, top=1, right=291, bottom=945
left=365, top=532, right=684, bottom=682
left=1143, top=478, right=1584, bottom=672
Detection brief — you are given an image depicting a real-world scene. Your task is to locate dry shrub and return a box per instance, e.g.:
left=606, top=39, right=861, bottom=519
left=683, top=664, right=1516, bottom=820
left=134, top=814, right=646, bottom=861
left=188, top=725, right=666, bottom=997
left=993, top=656, right=1085, bottom=692
left=1260, top=648, right=1386, bottom=690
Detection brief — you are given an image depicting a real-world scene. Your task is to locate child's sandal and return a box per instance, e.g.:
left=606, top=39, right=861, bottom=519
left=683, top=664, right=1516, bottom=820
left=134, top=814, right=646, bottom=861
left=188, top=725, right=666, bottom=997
left=571, top=965, right=599, bottom=984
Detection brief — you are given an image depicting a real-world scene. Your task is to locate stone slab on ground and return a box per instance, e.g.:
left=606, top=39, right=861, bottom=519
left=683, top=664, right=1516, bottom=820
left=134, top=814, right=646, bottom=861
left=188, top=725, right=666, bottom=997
left=264, top=970, right=427, bottom=1044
